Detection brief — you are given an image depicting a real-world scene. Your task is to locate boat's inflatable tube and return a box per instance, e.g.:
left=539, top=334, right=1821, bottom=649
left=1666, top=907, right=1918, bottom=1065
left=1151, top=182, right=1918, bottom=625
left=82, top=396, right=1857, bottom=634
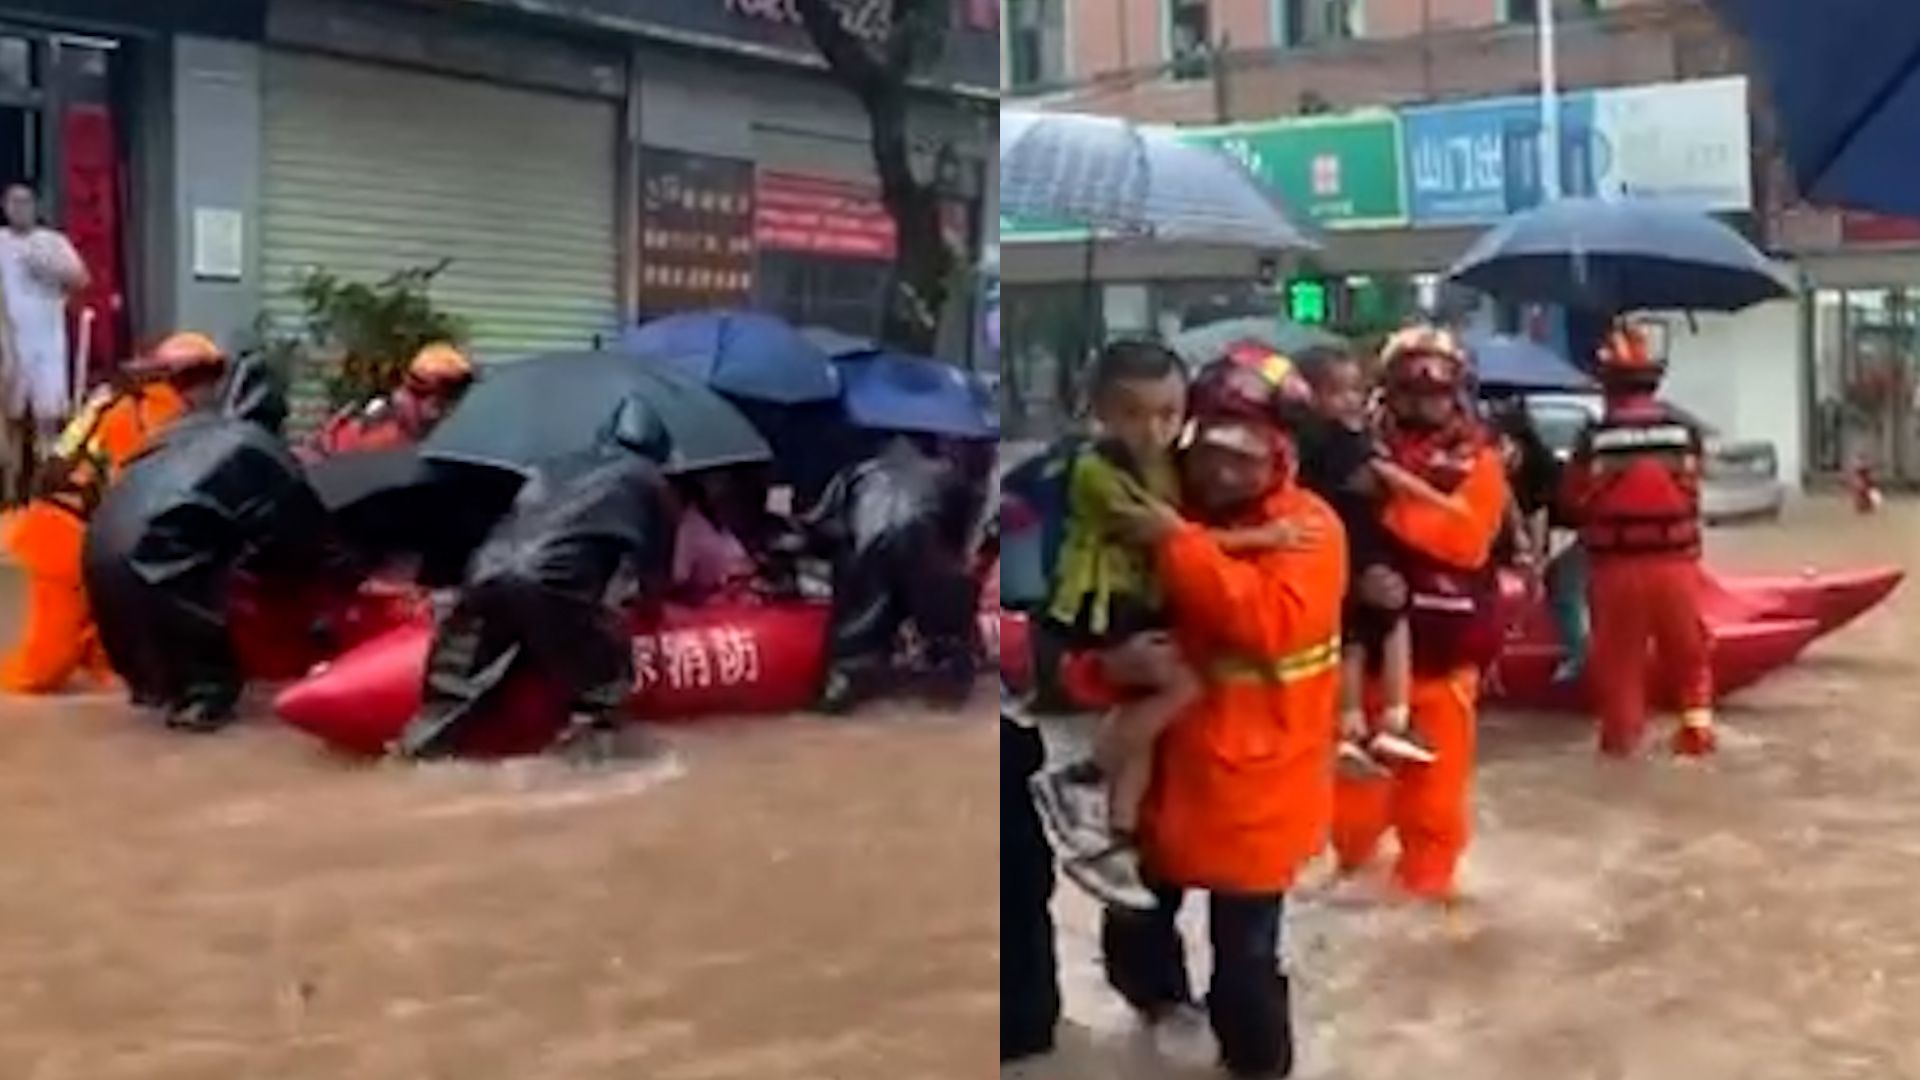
left=993, top=568, right=1836, bottom=711
left=277, top=600, right=1007, bottom=757
left=1701, top=567, right=1903, bottom=635
left=229, top=576, right=427, bottom=681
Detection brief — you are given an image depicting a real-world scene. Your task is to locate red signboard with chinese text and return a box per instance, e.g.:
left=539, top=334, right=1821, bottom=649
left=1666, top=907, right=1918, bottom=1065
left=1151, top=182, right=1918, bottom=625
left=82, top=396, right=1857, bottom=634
left=1841, top=211, right=1920, bottom=247
left=755, top=172, right=897, bottom=260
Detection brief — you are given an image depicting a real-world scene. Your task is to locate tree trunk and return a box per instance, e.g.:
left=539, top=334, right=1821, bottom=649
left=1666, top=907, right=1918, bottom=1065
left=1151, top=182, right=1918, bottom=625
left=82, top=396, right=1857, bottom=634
left=792, top=0, right=957, bottom=356
left=865, top=84, right=952, bottom=355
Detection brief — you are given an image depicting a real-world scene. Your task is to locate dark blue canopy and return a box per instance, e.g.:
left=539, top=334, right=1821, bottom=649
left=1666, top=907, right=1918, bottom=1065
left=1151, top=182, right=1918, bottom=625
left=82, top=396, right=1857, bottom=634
left=1709, top=0, right=1920, bottom=218
left=620, top=311, right=840, bottom=405
left=1465, top=334, right=1593, bottom=394
left=1448, top=198, right=1792, bottom=314
left=838, top=351, right=999, bottom=441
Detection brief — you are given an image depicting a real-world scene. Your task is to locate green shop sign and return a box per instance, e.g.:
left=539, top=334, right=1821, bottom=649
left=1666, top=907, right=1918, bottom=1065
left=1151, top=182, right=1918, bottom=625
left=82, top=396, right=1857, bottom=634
left=1183, top=111, right=1407, bottom=231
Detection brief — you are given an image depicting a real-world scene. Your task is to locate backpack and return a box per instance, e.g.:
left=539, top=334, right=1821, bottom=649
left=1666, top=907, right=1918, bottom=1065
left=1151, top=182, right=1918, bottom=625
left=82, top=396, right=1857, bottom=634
left=999, top=435, right=1087, bottom=612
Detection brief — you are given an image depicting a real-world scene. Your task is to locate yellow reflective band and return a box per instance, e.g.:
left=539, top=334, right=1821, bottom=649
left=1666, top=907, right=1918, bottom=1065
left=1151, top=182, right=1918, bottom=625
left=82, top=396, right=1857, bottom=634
left=1208, top=636, right=1343, bottom=686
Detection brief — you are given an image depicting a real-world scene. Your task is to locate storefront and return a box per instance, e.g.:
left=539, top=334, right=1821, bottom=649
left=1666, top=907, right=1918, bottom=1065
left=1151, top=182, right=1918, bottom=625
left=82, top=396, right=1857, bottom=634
left=259, top=0, right=624, bottom=362
left=1799, top=242, right=1920, bottom=485
left=631, top=39, right=990, bottom=343
left=0, top=9, right=157, bottom=387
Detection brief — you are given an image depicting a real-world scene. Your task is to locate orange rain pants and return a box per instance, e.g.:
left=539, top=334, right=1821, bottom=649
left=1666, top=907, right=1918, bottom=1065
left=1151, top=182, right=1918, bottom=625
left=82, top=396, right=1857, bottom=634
left=1586, top=554, right=1713, bottom=756
left=0, top=384, right=186, bottom=693
left=1330, top=445, right=1506, bottom=901
left=0, top=504, right=112, bottom=692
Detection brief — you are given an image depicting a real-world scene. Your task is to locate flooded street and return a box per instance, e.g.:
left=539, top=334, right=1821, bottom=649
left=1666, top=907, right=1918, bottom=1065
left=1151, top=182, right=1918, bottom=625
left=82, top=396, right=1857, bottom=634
left=1025, top=497, right=1920, bottom=1080
left=0, top=607, right=997, bottom=1079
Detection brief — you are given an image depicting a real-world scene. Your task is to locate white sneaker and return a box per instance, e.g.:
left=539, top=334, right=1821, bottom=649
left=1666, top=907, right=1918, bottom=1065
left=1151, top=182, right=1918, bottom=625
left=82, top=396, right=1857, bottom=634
left=1337, top=740, right=1390, bottom=779
left=1061, top=842, right=1158, bottom=911
left=1029, top=765, right=1112, bottom=858
left=1368, top=729, right=1438, bottom=766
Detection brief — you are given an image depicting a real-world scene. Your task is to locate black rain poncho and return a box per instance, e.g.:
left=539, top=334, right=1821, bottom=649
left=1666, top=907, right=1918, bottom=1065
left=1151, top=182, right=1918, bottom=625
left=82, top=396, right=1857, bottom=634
left=396, top=449, right=676, bottom=759
left=806, top=437, right=981, bottom=697
left=81, top=360, right=328, bottom=724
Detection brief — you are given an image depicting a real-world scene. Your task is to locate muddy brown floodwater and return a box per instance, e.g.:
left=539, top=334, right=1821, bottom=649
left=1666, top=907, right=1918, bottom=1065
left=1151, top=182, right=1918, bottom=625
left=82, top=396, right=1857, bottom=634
left=1020, top=497, right=1920, bottom=1080
left=0, top=582, right=998, bottom=1080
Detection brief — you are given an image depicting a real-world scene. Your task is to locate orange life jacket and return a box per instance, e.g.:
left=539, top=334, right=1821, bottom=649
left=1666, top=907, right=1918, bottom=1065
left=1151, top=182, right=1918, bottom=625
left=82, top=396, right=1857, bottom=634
left=1570, top=399, right=1703, bottom=559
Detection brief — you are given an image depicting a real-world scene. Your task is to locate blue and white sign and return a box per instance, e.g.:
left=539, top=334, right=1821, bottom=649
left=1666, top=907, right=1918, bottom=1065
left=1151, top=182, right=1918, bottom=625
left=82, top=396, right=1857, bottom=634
left=1402, top=94, right=1600, bottom=226
left=1401, top=76, right=1752, bottom=228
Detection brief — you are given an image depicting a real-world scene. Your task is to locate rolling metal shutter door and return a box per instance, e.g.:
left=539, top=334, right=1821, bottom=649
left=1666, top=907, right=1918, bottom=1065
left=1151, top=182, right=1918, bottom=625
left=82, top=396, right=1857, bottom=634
left=262, top=52, right=618, bottom=361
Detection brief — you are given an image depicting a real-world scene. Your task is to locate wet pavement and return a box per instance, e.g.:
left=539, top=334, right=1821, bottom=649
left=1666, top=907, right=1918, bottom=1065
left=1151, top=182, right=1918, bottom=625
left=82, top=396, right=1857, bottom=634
left=1019, top=497, right=1920, bottom=1080
left=0, top=593, right=997, bottom=1079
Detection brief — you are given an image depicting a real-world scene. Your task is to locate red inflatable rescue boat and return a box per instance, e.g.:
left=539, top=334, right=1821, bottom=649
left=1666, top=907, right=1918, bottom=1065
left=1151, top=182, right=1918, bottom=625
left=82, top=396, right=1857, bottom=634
left=276, top=599, right=1006, bottom=758
left=1701, top=566, right=1903, bottom=635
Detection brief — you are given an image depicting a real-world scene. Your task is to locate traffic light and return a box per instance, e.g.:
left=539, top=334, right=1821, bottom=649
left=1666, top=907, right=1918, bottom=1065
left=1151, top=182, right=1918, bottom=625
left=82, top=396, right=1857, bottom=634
left=1287, top=278, right=1329, bottom=325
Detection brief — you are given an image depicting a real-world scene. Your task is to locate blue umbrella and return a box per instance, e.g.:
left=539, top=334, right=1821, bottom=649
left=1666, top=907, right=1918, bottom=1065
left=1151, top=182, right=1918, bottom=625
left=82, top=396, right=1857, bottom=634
left=1448, top=198, right=1793, bottom=314
left=799, top=325, right=875, bottom=359
left=838, top=352, right=998, bottom=441
left=1000, top=109, right=1318, bottom=250
left=620, top=311, right=840, bottom=405
left=1708, top=1, right=1920, bottom=218
left=1465, top=334, right=1594, bottom=394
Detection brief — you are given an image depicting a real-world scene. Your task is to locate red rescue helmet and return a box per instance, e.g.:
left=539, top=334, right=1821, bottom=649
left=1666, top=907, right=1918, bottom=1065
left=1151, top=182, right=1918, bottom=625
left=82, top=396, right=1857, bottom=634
left=1187, top=351, right=1311, bottom=479
left=1595, top=324, right=1664, bottom=390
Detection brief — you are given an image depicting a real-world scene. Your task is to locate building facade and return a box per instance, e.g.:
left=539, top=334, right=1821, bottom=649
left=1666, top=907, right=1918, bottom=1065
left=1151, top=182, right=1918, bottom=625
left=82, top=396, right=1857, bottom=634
left=1006, top=0, right=1920, bottom=487
left=0, top=0, right=996, bottom=420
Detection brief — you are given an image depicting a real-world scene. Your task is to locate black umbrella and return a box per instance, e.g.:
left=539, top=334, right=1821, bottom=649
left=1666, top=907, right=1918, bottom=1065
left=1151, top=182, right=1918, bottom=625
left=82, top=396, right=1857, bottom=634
left=305, top=448, right=524, bottom=584
left=1448, top=199, right=1793, bottom=314
left=1708, top=1, right=1920, bottom=218
left=422, top=351, right=772, bottom=476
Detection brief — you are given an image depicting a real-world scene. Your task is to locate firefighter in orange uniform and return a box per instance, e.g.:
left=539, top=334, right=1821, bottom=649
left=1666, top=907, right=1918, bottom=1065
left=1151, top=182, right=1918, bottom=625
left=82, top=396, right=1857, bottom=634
left=304, top=343, right=474, bottom=459
left=0, top=332, right=229, bottom=692
left=1077, top=371, right=1346, bottom=1079
left=1561, top=325, right=1715, bottom=757
left=1330, top=327, right=1508, bottom=903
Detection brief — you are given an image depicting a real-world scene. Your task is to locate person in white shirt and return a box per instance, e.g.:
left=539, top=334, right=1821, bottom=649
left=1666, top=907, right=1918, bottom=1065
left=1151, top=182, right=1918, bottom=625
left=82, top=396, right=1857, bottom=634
left=0, top=184, right=88, bottom=453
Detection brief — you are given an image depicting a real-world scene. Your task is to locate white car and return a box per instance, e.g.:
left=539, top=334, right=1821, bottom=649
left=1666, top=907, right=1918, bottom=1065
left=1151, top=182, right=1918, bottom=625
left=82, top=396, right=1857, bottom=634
left=1522, top=394, right=1786, bottom=525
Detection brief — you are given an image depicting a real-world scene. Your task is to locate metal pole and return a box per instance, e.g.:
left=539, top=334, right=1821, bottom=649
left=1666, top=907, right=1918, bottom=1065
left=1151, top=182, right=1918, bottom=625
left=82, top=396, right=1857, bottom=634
left=1538, top=0, right=1562, bottom=201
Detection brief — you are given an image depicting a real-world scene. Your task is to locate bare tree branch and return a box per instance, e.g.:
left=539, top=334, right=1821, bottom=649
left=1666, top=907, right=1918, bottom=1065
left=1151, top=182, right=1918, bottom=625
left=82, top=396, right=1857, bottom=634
left=796, top=0, right=961, bottom=352
left=793, top=0, right=885, bottom=95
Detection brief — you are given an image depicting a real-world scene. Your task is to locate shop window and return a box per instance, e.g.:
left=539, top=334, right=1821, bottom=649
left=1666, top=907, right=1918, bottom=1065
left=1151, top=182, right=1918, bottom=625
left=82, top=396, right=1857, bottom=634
left=1008, top=0, right=1068, bottom=89
left=1282, top=0, right=1358, bottom=48
left=0, top=37, right=33, bottom=96
left=1167, top=0, right=1212, bottom=80
left=757, top=252, right=888, bottom=339
left=1504, top=0, right=1601, bottom=23
left=1809, top=287, right=1920, bottom=483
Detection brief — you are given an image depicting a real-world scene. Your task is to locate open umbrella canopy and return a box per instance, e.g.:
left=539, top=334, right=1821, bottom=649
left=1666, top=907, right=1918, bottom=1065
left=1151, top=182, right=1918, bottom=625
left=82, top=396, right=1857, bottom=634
left=1000, top=109, right=1317, bottom=251
left=1168, top=318, right=1347, bottom=368
left=619, top=310, right=840, bottom=404
left=1707, top=1, right=1920, bottom=218
left=306, top=448, right=523, bottom=581
left=423, top=351, right=771, bottom=476
left=1465, top=334, right=1594, bottom=394
left=837, top=351, right=998, bottom=441
left=798, top=325, right=874, bottom=359
left=1448, top=198, right=1793, bottom=313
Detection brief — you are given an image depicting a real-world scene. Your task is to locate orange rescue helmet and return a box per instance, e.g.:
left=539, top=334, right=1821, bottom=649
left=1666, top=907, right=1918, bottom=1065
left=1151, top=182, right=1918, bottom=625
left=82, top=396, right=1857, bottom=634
left=126, top=331, right=229, bottom=379
left=1595, top=324, right=1664, bottom=389
left=403, top=343, right=475, bottom=394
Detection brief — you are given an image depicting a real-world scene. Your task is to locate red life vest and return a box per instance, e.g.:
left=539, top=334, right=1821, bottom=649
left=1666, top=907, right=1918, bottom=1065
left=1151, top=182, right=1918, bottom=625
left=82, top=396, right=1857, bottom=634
left=1402, top=552, right=1504, bottom=676
left=1575, top=402, right=1703, bottom=558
